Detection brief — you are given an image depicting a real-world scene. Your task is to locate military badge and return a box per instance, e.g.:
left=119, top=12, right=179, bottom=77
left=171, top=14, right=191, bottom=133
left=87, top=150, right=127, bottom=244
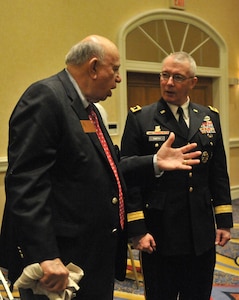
left=199, top=120, right=216, bottom=134
left=146, top=127, right=170, bottom=142
left=201, top=151, right=209, bottom=163
left=204, top=115, right=211, bottom=121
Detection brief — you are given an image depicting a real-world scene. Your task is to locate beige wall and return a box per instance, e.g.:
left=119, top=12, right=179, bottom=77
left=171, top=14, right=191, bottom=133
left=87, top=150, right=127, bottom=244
left=1, top=0, right=239, bottom=223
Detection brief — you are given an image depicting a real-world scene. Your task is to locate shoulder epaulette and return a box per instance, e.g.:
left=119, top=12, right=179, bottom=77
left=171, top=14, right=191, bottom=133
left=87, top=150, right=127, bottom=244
left=130, top=105, right=142, bottom=113
left=208, top=105, right=219, bottom=114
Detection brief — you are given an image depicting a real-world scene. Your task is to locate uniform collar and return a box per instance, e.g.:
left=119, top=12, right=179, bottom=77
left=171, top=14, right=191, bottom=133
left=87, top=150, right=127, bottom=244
left=166, top=97, right=190, bottom=121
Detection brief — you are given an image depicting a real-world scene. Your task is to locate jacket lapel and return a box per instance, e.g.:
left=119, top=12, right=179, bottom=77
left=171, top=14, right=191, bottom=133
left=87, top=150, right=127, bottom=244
left=57, top=70, right=110, bottom=161
left=188, top=103, right=206, bottom=141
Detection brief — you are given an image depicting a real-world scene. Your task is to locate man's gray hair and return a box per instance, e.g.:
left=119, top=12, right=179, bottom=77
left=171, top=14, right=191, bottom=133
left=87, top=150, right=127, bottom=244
left=65, top=40, right=105, bottom=65
left=163, top=52, right=197, bottom=76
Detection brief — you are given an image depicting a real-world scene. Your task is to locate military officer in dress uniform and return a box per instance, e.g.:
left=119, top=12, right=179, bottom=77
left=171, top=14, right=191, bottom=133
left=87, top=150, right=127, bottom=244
left=121, top=52, right=233, bottom=300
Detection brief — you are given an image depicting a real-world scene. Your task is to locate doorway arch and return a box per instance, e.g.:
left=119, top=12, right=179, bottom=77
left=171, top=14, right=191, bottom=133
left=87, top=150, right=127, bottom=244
left=118, top=9, right=229, bottom=157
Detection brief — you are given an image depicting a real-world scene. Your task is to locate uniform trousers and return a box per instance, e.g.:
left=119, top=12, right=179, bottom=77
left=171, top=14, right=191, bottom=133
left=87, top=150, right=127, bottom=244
left=142, top=247, right=215, bottom=300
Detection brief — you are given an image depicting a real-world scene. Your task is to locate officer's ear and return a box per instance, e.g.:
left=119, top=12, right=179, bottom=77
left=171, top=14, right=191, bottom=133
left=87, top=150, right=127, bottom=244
left=190, top=76, right=198, bottom=89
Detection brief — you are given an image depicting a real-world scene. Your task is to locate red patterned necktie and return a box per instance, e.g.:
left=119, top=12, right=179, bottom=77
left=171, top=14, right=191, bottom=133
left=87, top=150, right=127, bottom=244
left=87, top=105, right=125, bottom=229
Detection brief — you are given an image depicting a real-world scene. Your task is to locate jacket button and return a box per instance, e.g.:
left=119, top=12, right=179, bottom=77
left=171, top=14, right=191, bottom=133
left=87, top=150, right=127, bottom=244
left=189, top=187, right=193, bottom=192
left=189, top=172, right=193, bottom=178
left=112, top=197, right=118, bottom=204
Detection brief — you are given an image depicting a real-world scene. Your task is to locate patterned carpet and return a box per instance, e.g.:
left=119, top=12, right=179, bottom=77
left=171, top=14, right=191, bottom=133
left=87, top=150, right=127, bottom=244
left=1, top=200, right=239, bottom=299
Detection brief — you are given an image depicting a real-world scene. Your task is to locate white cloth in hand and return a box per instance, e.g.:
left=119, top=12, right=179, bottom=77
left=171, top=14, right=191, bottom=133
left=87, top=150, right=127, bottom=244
left=15, top=262, right=84, bottom=300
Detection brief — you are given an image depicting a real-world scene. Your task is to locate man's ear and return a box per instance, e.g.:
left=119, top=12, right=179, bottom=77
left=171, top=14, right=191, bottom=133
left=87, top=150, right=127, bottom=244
left=191, top=76, right=198, bottom=88
left=89, top=57, right=98, bottom=79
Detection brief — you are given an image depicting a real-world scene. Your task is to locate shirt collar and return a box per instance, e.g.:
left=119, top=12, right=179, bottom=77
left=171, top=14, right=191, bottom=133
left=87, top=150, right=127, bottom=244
left=166, top=97, right=190, bottom=120
left=65, top=68, right=89, bottom=109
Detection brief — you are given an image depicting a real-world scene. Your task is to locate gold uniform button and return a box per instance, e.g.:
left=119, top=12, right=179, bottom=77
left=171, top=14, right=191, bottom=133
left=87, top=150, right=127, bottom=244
left=155, top=143, right=159, bottom=148
left=112, top=197, right=118, bottom=205
left=189, top=172, right=193, bottom=178
left=189, top=187, right=193, bottom=192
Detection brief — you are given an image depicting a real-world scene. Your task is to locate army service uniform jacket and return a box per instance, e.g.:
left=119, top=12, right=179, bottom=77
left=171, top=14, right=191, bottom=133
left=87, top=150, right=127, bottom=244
left=121, top=98, right=233, bottom=256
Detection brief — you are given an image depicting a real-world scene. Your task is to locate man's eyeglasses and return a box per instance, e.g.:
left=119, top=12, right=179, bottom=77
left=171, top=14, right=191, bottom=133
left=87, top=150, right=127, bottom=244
left=159, top=72, right=194, bottom=83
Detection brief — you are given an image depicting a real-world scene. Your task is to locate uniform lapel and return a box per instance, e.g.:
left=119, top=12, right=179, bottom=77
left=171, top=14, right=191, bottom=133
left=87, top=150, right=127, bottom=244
left=188, top=103, right=206, bottom=141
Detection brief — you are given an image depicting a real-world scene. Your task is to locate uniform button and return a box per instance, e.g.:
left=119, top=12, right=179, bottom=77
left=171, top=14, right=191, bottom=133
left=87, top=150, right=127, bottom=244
left=210, top=142, right=213, bottom=146
left=155, top=143, right=159, bottom=148
left=17, top=246, right=24, bottom=258
left=112, top=197, right=118, bottom=204
left=189, top=172, right=193, bottom=178
left=189, top=187, right=193, bottom=192
left=112, top=228, right=117, bottom=233
left=145, top=203, right=149, bottom=208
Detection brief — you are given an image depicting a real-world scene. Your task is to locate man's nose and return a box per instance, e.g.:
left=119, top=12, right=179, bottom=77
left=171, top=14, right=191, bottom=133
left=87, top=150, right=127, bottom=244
left=115, top=74, right=121, bottom=83
left=166, top=75, right=174, bottom=85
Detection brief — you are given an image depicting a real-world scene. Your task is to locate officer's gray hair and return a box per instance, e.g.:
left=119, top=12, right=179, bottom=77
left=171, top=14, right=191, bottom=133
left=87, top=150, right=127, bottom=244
left=65, top=40, right=105, bottom=65
left=163, top=52, right=197, bottom=76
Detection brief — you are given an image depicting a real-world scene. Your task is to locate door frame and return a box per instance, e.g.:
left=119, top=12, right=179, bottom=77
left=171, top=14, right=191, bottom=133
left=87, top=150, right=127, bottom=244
left=117, top=9, right=229, bottom=160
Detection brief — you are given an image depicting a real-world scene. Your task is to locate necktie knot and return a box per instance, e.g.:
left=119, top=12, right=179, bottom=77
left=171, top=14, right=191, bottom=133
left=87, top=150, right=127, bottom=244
left=177, top=106, right=184, bottom=118
left=86, top=104, right=94, bottom=115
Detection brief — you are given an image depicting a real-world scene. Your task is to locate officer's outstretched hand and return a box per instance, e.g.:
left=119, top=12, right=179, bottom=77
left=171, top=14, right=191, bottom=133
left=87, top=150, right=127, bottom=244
left=156, top=132, right=201, bottom=171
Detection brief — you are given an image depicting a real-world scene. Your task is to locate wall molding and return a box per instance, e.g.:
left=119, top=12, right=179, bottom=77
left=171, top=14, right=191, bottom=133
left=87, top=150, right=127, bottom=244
left=230, top=138, right=239, bottom=148
left=1, top=138, right=238, bottom=172
left=1, top=139, right=239, bottom=199
left=0, top=157, right=7, bottom=173
left=231, top=185, right=239, bottom=201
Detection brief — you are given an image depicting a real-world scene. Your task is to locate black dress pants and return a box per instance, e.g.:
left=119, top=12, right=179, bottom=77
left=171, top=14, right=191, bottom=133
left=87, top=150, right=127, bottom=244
left=19, top=286, right=114, bottom=300
left=19, top=288, right=49, bottom=300
left=142, top=247, right=215, bottom=300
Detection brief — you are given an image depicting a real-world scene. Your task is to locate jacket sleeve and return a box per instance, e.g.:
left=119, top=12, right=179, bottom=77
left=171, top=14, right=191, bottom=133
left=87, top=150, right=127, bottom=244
left=207, top=108, right=233, bottom=229
left=5, top=82, right=63, bottom=265
left=121, top=109, right=151, bottom=238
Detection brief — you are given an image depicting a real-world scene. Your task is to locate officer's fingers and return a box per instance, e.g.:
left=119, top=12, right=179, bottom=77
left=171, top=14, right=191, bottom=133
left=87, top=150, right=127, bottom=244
left=181, top=142, right=198, bottom=154
left=185, top=158, right=201, bottom=166
left=164, top=132, right=175, bottom=147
